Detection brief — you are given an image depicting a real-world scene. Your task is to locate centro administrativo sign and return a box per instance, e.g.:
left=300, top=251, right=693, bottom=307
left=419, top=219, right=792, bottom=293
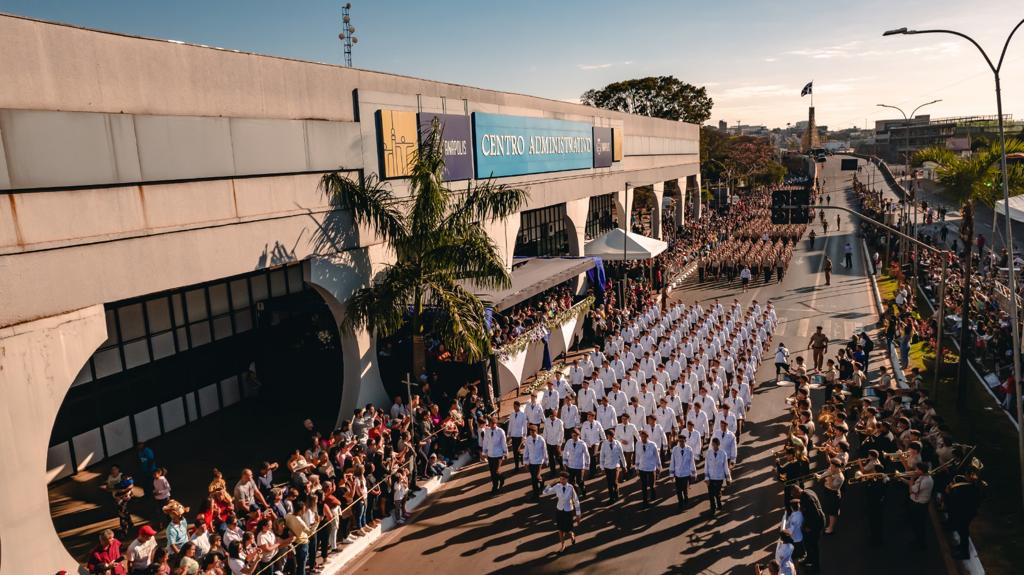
left=472, top=113, right=595, bottom=178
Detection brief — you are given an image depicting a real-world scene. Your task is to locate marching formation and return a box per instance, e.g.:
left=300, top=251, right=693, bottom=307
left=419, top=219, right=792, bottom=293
left=481, top=298, right=779, bottom=551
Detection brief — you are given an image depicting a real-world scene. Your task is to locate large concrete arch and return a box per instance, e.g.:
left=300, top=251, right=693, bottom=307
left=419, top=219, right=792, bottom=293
left=0, top=305, right=107, bottom=575
left=306, top=247, right=390, bottom=426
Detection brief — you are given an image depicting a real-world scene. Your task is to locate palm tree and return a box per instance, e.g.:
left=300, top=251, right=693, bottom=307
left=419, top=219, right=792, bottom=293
left=316, top=120, right=529, bottom=376
left=913, top=139, right=1024, bottom=207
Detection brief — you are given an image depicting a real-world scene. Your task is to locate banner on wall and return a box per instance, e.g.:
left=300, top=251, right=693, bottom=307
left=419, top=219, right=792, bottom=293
left=472, top=113, right=594, bottom=178
left=593, top=127, right=613, bottom=168
left=377, top=109, right=418, bottom=178
left=417, top=112, right=473, bottom=181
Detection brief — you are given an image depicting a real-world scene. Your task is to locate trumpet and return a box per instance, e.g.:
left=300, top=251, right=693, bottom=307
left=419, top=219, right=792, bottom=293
left=783, top=470, right=826, bottom=486
left=848, top=469, right=917, bottom=484
left=883, top=450, right=909, bottom=461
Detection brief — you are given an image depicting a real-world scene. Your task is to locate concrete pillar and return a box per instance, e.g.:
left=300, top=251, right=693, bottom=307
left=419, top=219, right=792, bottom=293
left=481, top=213, right=523, bottom=272
left=307, top=251, right=390, bottom=425
left=0, top=305, right=108, bottom=575
left=667, top=178, right=685, bottom=228
left=651, top=182, right=665, bottom=240
left=690, top=174, right=703, bottom=221
left=564, top=198, right=588, bottom=256
left=615, top=183, right=634, bottom=232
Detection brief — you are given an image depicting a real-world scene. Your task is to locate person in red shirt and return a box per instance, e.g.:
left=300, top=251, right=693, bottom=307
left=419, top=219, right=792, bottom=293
left=86, top=529, right=127, bottom=575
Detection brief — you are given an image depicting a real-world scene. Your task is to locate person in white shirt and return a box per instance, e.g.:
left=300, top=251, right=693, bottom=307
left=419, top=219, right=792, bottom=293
left=560, top=397, right=581, bottom=440
left=525, top=395, right=545, bottom=426
left=715, top=405, right=738, bottom=438
left=621, top=371, right=640, bottom=402
left=577, top=380, right=597, bottom=415
left=625, top=397, right=646, bottom=425
left=669, top=436, right=697, bottom=509
left=615, top=413, right=641, bottom=475
left=687, top=400, right=709, bottom=438
left=580, top=353, right=595, bottom=378
left=699, top=387, right=717, bottom=418
left=126, top=525, right=158, bottom=573
left=599, top=429, right=626, bottom=503
left=579, top=412, right=604, bottom=475
left=640, top=352, right=657, bottom=382
left=562, top=429, right=591, bottom=498
left=775, top=343, right=791, bottom=380
left=637, top=382, right=657, bottom=414
left=642, top=415, right=669, bottom=459
left=599, top=362, right=618, bottom=392
left=704, top=437, right=732, bottom=514
left=507, top=401, right=528, bottom=471
left=667, top=354, right=683, bottom=381
left=904, top=461, right=934, bottom=548
left=542, top=412, right=565, bottom=474
left=784, top=498, right=805, bottom=559
left=482, top=417, right=508, bottom=494
left=635, top=430, right=661, bottom=506
left=523, top=426, right=547, bottom=498
left=682, top=420, right=703, bottom=457
left=596, top=396, right=618, bottom=430
left=611, top=353, right=627, bottom=381
left=727, top=388, right=747, bottom=436
left=655, top=399, right=678, bottom=438
left=568, top=359, right=586, bottom=388
left=541, top=383, right=561, bottom=413
left=555, top=374, right=575, bottom=400
left=542, top=472, right=581, bottom=552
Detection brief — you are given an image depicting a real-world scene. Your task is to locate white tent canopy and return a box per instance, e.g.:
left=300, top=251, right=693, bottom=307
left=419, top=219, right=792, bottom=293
left=584, top=228, right=668, bottom=261
left=993, top=195, right=1024, bottom=224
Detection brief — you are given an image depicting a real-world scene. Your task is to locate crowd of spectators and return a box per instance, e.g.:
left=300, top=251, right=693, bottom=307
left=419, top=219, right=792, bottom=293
left=84, top=385, right=495, bottom=575
left=489, top=282, right=577, bottom=349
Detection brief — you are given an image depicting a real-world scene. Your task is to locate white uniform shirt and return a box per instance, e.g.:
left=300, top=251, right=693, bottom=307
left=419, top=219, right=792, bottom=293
left=636, top=441, right=662, bottom=472
left=543, top=417, right=564, bottom=446
left=687, top=409, right=709, bottom=437
left=562, top=438, right=590, bottom=470
left=670, top=445, right=697, bottom=478
left=482, top=426, right=508, bottom=458
left=655, top=406, right=678, bottom=432
left=607, top=390, right=628, bottom=415
left=541, top=388, right=561, bottom=413
left=542, top=483, right=581, bottom=516
left=580, top=420, right=604, bottom=446
left=524, top=435, right=547, bottom=465
left=525, top=402, right=545, bottom=425
left=600, top=438, right=626, bottom=469
left=569, top=366, right=586, bottom=387
left=682, top=428, right=703, bottom=454
left=596, top=404, right=617, bottom=429
left=577, top=387, right=597, bottom=414
left=560, top=404, right=580, bottom=430
left=641, top=422, right=668, bottom=450
left=625, top=404, right=646, bottom=424
left=615, top=423, right=640, bottom=453
left=705, top=448, right=732, bottom=481
left=507, top=410, right=528, bottom=438
left=638, top=391, right=657, bottom=414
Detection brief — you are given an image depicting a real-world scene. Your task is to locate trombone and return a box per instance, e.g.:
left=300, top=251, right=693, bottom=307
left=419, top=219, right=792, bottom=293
left=848, top=469, right=916, bottom=484
left=783, top=469, right=827, bottom=486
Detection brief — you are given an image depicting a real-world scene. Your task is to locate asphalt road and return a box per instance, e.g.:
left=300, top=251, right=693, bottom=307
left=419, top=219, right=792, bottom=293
left=345, top=157, right=946, bottom=575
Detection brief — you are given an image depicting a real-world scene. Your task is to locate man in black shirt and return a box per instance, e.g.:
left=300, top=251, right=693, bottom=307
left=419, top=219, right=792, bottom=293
left=789, top=485, right=825, bottom=573
left=945, top=470, right=986, bottom=560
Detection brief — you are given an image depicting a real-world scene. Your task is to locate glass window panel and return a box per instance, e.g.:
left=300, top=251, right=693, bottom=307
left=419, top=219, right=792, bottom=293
left=250, top=275, right=269, bottom=302
left=117, top=303, right=146, bottom=341
left=151, top=331, right=176, bottom=360
left=287, top=265, right=304, bottom=293
left=233, top=310, right=253, bottom=333
left=208, top=283, right=230, bottom=316
left=189, top=322, right=212, bottom=347
left=171, top=293, right=185, bottom=326
left=212, top=316, right=233, bottom=340
left=230, top=279, right=250, bottom=310
left=175, top=327, right=190, bottom=351
left=185, top=289, right=208, bottom=322
left=269, top=270, right=287, bottom=297
left=146, top=297, right=172, bottom=333
left=92, top=348, right=123, bottom=379
left=123, top=339, right=150, bottom=370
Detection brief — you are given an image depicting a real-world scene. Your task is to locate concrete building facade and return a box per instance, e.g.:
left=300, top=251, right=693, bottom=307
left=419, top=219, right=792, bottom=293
left=0, top=14, right=700, bottom=573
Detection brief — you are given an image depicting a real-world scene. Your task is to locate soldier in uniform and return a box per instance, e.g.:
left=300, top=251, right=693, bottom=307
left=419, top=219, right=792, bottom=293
left=945, top=462, right=986, bottom=560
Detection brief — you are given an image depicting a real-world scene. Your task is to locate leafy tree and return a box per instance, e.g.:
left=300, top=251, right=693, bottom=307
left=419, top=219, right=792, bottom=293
left=913, top=139, right=1024, bottom=206
left=581, top=76, right=714, bottom=124
left=317, top=121, right=529, bottom=374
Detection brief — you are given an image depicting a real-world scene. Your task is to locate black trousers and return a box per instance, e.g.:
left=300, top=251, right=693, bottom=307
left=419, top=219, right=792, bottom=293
left=487, top=457, right=503, bottom=491
left=707, top=479, right=723, bottom=512
left=639, top=470, right=656, bottom=503
left=844, top=253, right=853, bottom=268
left=567, top=467, right=587, bottom=497
left=909, top=502, right=928, bottom=547
left=674, top=476, right=691, bottom=504
left=588, top=445, right=599, bottom=474
left=604, top=468, right=619, bottom=502
left=527, top=464, right=543, bottom=497
left=803, top=528, right=821, bottom=566
left=951, top=514, right=973, bottom=557
left=867, top=498, right=885, bottom=545
left=510, top=437, right=523, bottom=469
left=546, top=444, right=561, bottom=473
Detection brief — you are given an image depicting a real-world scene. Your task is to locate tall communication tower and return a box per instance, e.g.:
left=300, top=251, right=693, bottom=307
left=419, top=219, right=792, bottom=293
left=339, top=3, right=358, bottom=67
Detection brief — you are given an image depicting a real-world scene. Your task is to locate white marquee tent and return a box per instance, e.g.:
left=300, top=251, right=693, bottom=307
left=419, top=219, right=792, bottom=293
left=584, top=228, right=668, bottom=261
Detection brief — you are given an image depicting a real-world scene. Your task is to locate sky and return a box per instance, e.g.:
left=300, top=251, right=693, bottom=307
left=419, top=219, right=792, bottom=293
left=2, top=0, right=1021, bottom=131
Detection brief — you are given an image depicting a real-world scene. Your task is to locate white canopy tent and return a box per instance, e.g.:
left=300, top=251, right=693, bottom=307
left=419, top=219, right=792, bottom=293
left=584, top=228, right=668, bottom=261
left=993, top=195, right=1024, bottom=224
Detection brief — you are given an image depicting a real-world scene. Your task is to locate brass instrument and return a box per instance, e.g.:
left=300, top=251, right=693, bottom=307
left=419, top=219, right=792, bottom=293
left=883, top=449, right=909, bottom=462
left=783, top=469, right=826, bottom=486
left=848, top=469, right=916, bottom=484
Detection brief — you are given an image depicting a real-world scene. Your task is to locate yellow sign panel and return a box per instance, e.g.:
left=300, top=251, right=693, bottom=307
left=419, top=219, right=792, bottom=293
left=612, top=127, right=623, bottom=162
left=378, top=109, right=418, bottom=178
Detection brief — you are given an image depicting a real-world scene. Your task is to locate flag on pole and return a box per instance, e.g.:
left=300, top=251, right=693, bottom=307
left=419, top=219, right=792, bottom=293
left=800, top=81, right=813, bottom=97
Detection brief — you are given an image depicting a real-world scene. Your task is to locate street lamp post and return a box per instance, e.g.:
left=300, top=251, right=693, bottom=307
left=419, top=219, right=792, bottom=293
left=885, top=19, right=1024, bottom=510
left=876, top=101, right=941, bottom=289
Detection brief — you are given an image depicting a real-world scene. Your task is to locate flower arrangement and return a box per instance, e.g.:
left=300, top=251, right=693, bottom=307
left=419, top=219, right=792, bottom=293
left=494, top=296, right=595, bottom=361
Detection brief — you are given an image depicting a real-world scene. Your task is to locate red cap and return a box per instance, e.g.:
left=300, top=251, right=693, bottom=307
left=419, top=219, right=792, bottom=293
left=138, top=525, right=157, bottom=537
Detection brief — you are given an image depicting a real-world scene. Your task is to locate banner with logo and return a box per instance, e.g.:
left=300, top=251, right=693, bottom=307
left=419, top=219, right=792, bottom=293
left=417, top=112, right=473, bottom=181
left=593, top=127, right=613, bottom=168
left=472, top=113, right=594, bottom=178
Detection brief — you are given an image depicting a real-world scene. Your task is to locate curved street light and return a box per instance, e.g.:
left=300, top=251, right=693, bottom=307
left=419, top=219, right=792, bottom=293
left=884, top=18, right=1024, bottom=509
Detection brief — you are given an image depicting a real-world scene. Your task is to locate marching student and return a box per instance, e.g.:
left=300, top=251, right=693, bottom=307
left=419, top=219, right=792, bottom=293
left=507, top=401, right=528, bottom=472
left=542, top=472, right=581, bottom=553
left=704, top=437, right=732, bottom=514
left=669, top=434, right=697, bottom=510
left=523, top=426, right=548, bottom=499
left=542, top=410, right=565, bottom=475
left=599, top=428, right=626, bottom=504
left=562, top=428, right=590, bottom=498
left=482, top=417, right=507, bottom=494
left=636, top=430, right=662, bottom=507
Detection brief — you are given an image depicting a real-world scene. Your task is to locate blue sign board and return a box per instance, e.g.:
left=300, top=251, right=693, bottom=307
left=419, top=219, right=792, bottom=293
left=472, top=113, right=594, bottom=178
left=418, top=113, right=473, bottom=181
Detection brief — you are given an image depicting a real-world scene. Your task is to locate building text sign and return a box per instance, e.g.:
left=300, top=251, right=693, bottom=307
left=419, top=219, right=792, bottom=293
left=472, top=113, right=593, bottom=178
left=417, top=112, right=473, bottom=181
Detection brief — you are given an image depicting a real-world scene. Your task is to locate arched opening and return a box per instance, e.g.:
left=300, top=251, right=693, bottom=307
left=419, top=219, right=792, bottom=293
left=46, top=261, right=343, bottom=562
left=630, top=185, right=658, bottom=236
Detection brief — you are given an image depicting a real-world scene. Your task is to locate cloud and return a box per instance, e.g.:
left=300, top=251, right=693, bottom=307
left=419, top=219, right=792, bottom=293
left=764, top=57, right=778, bottom=62
left=718, top=84, right=795, bottom=100
left=577, top=63, right=614, bottom=70
left=785, top=40, right=863, bottom=60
